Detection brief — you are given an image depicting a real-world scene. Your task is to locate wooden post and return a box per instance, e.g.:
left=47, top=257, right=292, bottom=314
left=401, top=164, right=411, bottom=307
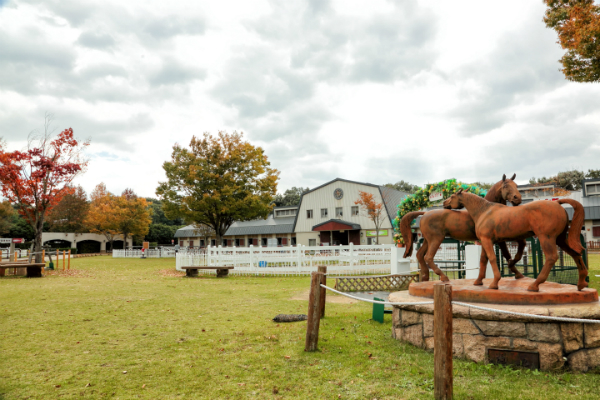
left=42, top=249, right=45, bottom=264
left=318, top=266, right=327, bottom=318
left=434, top=282, right=453, bottom=400
left=62, top=251, right=66, bottom=271
left=14, top=251, right=17, bottom=275
left=305, top=272, right=323, bottom=352
left=68, top=250, right=71, bottom=270
left=14, top=251, right=17, bottom=262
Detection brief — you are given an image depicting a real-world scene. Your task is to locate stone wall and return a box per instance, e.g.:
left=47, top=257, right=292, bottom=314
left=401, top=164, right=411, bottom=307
left=392, top=307, right=600, bottom=371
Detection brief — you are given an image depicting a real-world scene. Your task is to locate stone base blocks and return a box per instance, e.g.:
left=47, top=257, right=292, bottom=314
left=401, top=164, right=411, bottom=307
left=390, top=290, right=600, bottom=372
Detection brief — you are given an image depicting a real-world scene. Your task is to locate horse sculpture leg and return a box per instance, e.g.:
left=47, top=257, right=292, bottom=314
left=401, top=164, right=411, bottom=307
left=481, top=239, right=501, bottom=289
left=423, top=237, right=449, bottom=282
left=556, top=232, right=588, bottom=291
left=416, top=240, right=430, bottom=282
left=528, top=236, right=559, bottom=292
left=497, top=241, right=525, bottom=279
left=474, top=249, right=488, bottom=286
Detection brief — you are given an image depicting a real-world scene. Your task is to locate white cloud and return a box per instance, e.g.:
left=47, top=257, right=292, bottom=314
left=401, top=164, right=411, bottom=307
left=0, top=0, right=599, bottom=199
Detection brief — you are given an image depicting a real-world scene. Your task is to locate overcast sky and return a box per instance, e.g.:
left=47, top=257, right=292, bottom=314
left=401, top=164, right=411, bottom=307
left=1, top=0, right=599, bottom=198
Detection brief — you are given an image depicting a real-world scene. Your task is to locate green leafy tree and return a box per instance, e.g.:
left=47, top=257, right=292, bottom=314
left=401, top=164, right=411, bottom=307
left=529, top=169, right=585, bottom=191
left=586, top=169, right=600, bottom=179
left=273, top=187, right=309, bottom=206
left=544, top=0, right=600, bottom=82
left=145, top=198, right=184, bottom=226
left=383, top=180, right=420, bottom=193
left=557, top=170, right=585, bottom=190
left=9, top=216, right=35, bottom=241
left=156, top=131, right=279, bottom=243
left=0, top=201, right=16, bottom=236
left=145, top=224, right=180, bottom=245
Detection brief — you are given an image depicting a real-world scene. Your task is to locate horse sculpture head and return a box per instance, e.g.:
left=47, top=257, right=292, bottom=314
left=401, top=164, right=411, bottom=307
left=498, top=173, right=521, bottom=206
left=443, top=189, right=465, bottom=210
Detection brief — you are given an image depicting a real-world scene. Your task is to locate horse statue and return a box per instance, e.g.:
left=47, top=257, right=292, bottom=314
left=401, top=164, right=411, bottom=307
left=443, top=189, right=587, bottom=291
left=400, top=174, right=525, bottom=282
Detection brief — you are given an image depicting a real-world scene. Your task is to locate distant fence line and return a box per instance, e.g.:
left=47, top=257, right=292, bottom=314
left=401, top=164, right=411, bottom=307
left=175, top=244, right=394, bottom=276
left=112, top=242, right=465, bottom=276
left=113, top=248, right=177, bottom=258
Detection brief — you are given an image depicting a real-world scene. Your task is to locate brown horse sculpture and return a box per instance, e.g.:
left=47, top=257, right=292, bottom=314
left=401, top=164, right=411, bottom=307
left=443, top=189, right=587, bottom=291
left=400, top=174, right=525, bottom=282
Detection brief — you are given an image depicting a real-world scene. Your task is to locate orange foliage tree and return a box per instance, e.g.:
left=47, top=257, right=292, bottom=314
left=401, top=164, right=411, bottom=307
left=114, top=189, right=152, bottom=249
left=0, top=122, right=88, bottom=262
left=544, top=0, right=600, bottom=82
left=354, top=190, right=385, bottom=245
left=85, top=183, right=120, bottom=250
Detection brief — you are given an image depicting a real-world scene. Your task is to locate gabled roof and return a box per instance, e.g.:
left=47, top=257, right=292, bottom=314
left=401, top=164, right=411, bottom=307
left=291, top=178, right=409, bottom=231
left=379, top=185, right=409, bottom=225
left=174, top=215, right=296, bottom=238
left=312, top=219, right=361, bottom=231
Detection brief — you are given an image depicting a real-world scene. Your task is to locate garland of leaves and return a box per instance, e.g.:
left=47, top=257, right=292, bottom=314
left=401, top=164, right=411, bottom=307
left=392, top=179, right=488, bottom=245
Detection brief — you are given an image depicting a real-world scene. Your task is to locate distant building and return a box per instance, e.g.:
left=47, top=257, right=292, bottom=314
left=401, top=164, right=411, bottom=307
left=173, top=178, right=408, bottom=247
left=518, top=179, right=600, bottom=243
left=41, top=232, right=132, bottom=253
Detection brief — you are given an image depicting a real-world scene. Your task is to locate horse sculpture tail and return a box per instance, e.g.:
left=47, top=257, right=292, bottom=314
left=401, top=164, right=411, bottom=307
left=557, top=199, right=585, bottom=254
left=400, top=211, right=425, bottom=258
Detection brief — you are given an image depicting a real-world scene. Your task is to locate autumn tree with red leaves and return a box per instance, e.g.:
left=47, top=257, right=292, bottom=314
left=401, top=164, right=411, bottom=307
left=354, top=190, right=385, bottom=245
left=0, top=119, right=88, bottom=263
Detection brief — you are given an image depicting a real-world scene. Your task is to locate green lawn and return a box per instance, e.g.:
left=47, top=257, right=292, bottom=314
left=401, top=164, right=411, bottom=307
left=1, top=255, right=599, bottom=399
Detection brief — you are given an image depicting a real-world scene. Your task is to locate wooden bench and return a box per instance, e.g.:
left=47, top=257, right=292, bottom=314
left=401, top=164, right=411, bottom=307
left=0, top=263, right=45, bottom=278
left=181, top=266, right=234, bottom=278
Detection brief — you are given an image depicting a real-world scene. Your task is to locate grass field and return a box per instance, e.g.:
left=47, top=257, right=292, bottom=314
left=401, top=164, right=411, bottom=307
left=1, top=255, right=600, bottom=399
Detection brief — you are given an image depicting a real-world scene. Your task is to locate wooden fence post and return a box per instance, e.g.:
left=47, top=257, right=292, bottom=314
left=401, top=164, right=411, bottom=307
left=305, top=271, right=323, bottom=352
left=434, top=282, right=453, bottom=400
left=68, top=250, right=71, bottom=270
left=318, top=266, right=327, bottom=318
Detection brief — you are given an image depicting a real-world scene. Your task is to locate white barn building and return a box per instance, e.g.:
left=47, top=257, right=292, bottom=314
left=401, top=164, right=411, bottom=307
left=174, top=178, right=408, bottom=247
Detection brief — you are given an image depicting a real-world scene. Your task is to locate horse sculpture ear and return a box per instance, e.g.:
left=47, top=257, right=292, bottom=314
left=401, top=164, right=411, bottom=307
left=502, top=174, right=506, bottom=182
left=510, top=173, right=516, bottom=180
left=457, top=188, right=463, bottom=194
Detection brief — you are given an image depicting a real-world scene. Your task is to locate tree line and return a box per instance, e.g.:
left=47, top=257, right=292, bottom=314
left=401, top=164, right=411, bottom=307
left=0, top=183, right=183, bottom=248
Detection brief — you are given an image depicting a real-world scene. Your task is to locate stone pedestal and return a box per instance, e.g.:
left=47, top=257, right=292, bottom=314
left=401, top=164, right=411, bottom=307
left=390, top=284, right=600, bottom=372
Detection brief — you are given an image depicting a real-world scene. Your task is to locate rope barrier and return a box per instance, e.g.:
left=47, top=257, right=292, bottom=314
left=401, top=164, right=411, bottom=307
left=319, top=284, right=600, bottom=324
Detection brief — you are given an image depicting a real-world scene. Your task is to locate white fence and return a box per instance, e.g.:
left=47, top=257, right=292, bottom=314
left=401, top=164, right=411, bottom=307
left=113, top=248, right=177, bottom=258
left=176, top=244, right=395, bottom=276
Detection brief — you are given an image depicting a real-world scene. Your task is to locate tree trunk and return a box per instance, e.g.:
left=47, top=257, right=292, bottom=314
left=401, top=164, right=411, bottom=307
left=123, top=232, right=128, bottom=250
left=34, top=216, right=44, bottom=263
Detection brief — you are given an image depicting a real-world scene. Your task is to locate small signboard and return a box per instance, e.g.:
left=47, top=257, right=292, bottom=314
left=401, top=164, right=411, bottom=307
left=142, top=241, right=150, bottom=250
left=429, top=192, right=443, bottom=202
left=366, top=230, right=388, bottom=237
left=0, top=238, right=23, bottom=244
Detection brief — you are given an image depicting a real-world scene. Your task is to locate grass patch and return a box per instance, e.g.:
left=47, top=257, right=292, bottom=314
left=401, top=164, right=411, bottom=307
left=0, top=256, right=599, bottom=399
